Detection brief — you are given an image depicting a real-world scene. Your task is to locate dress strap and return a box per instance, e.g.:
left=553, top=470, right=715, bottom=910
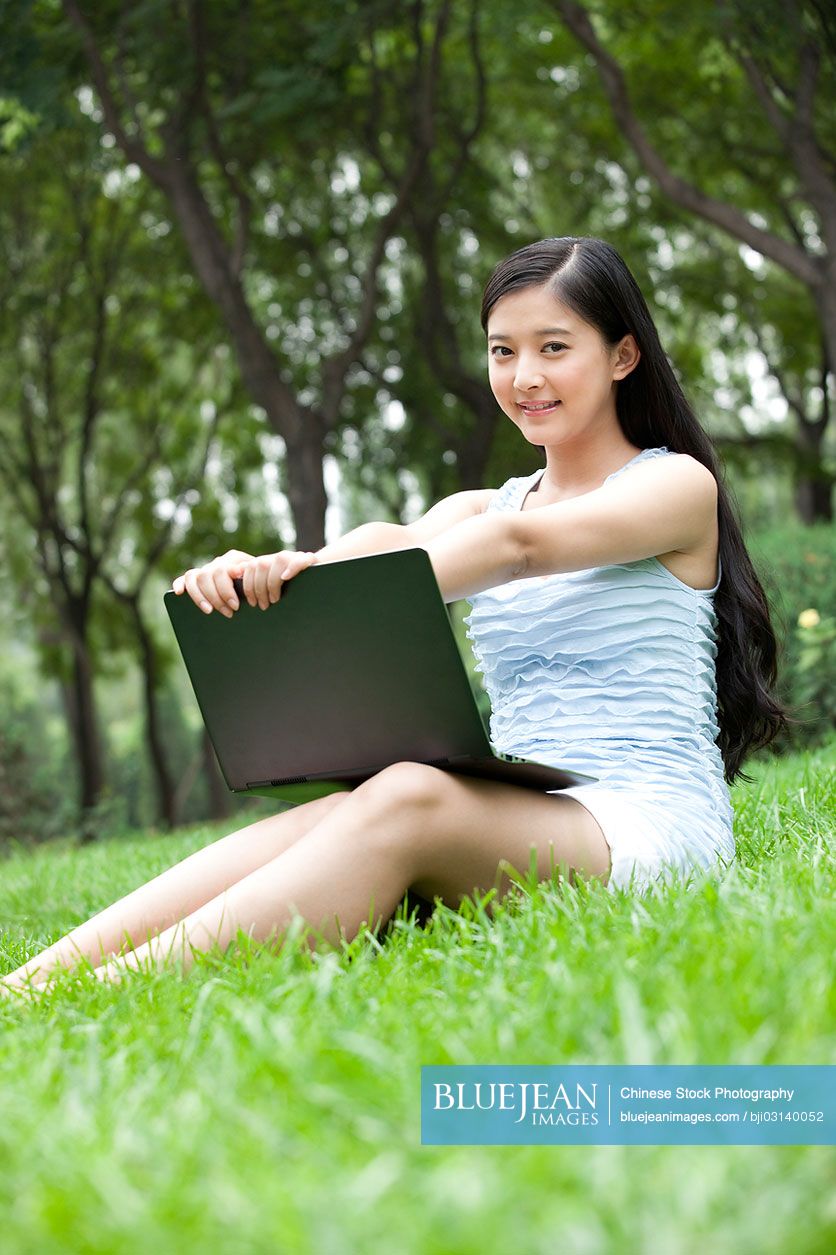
left=487, top=473, right=540, bottom=513
left=603, top=447, right=670, bottom=485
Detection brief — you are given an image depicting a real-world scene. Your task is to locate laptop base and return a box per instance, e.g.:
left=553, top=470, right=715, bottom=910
left=241, top=755, right=592, bottom=806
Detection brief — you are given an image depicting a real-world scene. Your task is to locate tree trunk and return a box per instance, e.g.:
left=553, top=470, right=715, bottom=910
left=63, top=609, right=106, bottom=840
left=410, top=212, right=499, bottom=490
left=284, top=429, right=329, bottom=549
left=163, top=164, right=331, bottom=546
left=129, top=600, right=178, bottom=830
left=803, top=278, right=836, bottom=522
left=793, top=420, right=833, bottom=524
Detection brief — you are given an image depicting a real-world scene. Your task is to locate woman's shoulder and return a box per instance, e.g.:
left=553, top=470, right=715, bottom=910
left=478, top=472, right=542, bottom=514
left=406, top=486, right=501, bottom=543
left=607, top=448, right=717, bottom=495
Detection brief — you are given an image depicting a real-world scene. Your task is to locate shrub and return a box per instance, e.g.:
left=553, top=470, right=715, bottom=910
left=748, top=519, right=836, bottom=750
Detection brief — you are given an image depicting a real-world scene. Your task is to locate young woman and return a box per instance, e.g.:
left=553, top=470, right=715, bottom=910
left=2, top=236, right=787, bottom=997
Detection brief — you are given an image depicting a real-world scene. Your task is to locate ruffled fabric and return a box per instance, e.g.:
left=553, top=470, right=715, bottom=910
left=463, top=447, right=735, bottom=894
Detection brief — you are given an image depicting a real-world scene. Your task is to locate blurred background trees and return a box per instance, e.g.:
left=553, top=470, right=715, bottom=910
left=0, top=0, right=832, bottom=845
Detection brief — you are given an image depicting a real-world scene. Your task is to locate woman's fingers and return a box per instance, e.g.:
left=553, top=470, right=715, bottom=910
left=242, top=564, right=257, bottom=609
left=213, top=568, right=240, bottom=613
left=174, top=551, right=318, bottom=615
left=183, top=569, right=214, bottom=614
left=252, top=560, right=272, bottom=611
left=265, top=556, right=285, bottom=605
left=243, top=551, right=318, bottom=610
left=173, top=549, right=253, bottom=611
left=249, top=553, right=291, bottom=609
left=196, top=569, right=230, bottom=616
left=265, top=552, right=317, bottom=603
left=177, top=566, right=238, bottom=617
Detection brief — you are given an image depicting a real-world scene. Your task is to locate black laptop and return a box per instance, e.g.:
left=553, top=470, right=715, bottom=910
left=164, top=547, right=596, bottom=804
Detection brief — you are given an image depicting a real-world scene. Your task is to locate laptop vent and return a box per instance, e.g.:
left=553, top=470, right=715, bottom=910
left=271, top=776, right=308, bottom=786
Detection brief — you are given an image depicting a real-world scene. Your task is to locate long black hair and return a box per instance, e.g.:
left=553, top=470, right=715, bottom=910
left=480, top=236, right=789, bottom=784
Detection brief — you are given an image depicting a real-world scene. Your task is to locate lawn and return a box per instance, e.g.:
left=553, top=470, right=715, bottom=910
left=1, top=738, right=834, bottom=1255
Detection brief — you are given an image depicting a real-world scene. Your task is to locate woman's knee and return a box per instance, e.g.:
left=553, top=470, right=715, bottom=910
left=354, top=761, right=451, bottom=815
left=309, top=790, right=353, bottom=817
left=347, top=762, right=452, bottom=870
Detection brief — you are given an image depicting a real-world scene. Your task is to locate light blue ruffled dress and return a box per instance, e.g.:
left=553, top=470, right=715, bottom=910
left=463, top=446, right=735, bottom=893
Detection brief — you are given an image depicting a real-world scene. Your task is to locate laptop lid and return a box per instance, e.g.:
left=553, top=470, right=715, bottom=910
left=164, top=548, right=594, bottom=799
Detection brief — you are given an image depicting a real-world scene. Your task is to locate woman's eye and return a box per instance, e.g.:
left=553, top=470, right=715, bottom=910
left=489, top=342, right=566, bottom=357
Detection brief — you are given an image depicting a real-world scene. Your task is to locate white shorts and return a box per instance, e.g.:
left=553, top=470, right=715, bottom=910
left=556, top=783, right=736, bottom=894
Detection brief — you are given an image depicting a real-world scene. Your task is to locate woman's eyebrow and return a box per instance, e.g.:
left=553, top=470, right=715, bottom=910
left=487, top=326, right=574, bottom=342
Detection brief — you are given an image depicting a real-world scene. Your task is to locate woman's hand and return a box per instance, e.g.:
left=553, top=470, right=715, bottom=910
left=172, top=549, right=318, bottom=616
left=238, top=550, right=319, bottom=611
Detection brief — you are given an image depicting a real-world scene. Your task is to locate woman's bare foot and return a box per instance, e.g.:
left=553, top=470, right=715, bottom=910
left=1, top=979, right=46, bottom=1003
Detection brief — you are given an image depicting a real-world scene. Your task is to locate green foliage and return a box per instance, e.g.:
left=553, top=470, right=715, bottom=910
left=749, top=520, right=836, bottom=747
left=0, top=740, right=833, bottom=1251
left=0, top=668, right=74, bottom=846
left=0, top=94, right=39, bottom=150
left=795, top=609, right=836, bottom=732
left=0, top=0, right=833, bottom=831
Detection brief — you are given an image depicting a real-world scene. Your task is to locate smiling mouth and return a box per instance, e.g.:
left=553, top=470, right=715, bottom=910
left=518, top=400, right=561, bottom=414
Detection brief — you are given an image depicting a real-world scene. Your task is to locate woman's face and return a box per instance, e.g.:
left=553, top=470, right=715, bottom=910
left=486, top=284, right=639, bottom=449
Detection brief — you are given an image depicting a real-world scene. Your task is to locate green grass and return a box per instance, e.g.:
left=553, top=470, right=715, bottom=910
left=1, top=739, right=834, bottom=1255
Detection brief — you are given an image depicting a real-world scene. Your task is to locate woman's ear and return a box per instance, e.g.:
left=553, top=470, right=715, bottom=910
left=612, top=334, right=640, bottom=380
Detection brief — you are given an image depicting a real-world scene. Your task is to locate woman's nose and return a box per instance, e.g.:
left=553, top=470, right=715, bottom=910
left=513, top=356, right=546, bottom=390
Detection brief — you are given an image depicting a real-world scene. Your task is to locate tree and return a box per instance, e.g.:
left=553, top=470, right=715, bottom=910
left=56, top=0, right=461, bottom=547
left=0, top=122, right=235, bottom=830
left=549, top=0, right=835, bottom=518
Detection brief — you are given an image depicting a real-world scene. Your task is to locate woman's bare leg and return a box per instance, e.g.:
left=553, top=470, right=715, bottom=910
left=83, top=763, right=610, bottom=987
left=1, top=792, right=351, bottom=989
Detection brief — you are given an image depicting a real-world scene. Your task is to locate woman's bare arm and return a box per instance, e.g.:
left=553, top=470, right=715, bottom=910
left=173, top=490, right=497, bottom=613
left=313, top=490, right=494, bottom=563
left=424, top=455, right=718, bottom=602
left=313, top=521, right=414, bottom=563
